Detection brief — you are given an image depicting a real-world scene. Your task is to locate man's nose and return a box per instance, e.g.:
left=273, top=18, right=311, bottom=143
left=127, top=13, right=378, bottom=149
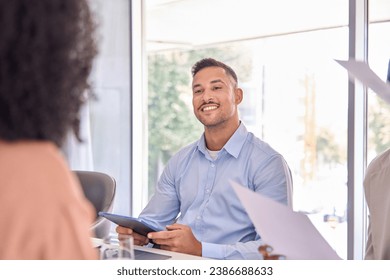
left=202, top=88, right=213, bottom=102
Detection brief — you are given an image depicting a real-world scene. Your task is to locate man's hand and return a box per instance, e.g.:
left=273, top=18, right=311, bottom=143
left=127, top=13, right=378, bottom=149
left=258, top=245, right=286, bottom=260
left=116, top=225, right=150, bottom=246
left=147, top=223, right=202, bottom=256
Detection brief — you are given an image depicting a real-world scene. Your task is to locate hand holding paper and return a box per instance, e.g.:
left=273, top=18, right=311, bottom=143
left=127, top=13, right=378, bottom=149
left=231, top=181, right=341, bottom=260
left=335, top=59, right=390, bottom=104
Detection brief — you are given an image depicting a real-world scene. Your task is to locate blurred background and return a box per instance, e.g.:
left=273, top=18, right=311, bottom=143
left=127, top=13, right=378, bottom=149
left=66, top=0, right=390, bottom=260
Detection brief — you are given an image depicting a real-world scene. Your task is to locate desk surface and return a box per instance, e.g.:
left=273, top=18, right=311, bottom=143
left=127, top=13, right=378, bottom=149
left=134, top=245, right=207, bottom=260
left=92, top=238, right=207, bottom=260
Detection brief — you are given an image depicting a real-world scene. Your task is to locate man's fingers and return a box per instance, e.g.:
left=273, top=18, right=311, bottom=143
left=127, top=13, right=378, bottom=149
left=116, top=226, right=133, bottom=235
left=148, top=230, right=177, bottom=240
left=258, top=245, right=273, bottom=255
left=116, top=226, right=150, bottom=245
left=267, top=255, right=286, bottom=260
left=151, top=237, right=173, bottom=246
left=118, top=232, right=147, bottom=245
left=258, top=245, right=286, bottom=260
left=149, top=230, right=179, bottom=246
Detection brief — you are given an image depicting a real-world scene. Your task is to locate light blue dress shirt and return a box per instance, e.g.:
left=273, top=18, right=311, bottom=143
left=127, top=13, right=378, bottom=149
left=139, top=123, right=290, bottom=259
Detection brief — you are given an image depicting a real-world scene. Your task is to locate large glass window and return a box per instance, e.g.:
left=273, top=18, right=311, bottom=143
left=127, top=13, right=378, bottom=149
left=74, top=0, right=389, bottom=259
left=144, top=0, right=349, bottom=259
left=65, top=0, right=131, bottom=216
left=367, top=1, right=390, bottom=162
left=365, top=0, right=390, bottom=258
left=91, top=0, right=131, bottom=216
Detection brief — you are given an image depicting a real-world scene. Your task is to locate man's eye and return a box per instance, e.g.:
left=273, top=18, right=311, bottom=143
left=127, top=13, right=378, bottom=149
left=213, top=86, right=222, bottom=90
left=194, top=89, right=202, bottom=94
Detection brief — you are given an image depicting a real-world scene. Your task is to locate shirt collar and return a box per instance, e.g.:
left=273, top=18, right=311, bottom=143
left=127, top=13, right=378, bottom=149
left=197, top=122, right=248, bottom=159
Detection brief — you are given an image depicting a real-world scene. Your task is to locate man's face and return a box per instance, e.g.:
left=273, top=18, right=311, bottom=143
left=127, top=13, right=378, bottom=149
left=192, top=66, right=242, bottom=128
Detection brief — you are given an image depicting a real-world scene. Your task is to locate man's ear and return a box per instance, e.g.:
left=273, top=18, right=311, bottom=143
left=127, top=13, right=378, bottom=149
left=235, top=88, right=243, bottom=104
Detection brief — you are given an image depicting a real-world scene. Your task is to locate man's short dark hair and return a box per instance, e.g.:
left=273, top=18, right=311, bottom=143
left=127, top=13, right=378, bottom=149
left=191, top=58, right=238, bottom=85
left=0, top=0, right=97, bottom=147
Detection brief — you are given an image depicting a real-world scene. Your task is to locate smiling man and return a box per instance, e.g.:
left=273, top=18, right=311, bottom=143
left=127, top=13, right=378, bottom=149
left=117, top=58, right=291, bottom=259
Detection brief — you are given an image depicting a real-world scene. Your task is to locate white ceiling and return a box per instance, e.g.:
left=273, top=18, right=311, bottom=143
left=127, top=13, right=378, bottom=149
left=145, top=0, right=350, bottom=52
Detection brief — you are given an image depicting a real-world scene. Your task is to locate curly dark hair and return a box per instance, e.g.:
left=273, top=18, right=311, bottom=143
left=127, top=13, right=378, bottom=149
left=0, top=0, right=98, bottom=147
left=191, top=58, right=238, bottom=85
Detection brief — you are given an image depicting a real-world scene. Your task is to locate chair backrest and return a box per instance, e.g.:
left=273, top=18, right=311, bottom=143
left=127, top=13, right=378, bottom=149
left=74, top=170, right=116, bottom=239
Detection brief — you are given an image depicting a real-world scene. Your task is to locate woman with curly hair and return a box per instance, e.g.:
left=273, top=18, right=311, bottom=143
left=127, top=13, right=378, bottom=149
left=0, top=0, right=99, bottom=259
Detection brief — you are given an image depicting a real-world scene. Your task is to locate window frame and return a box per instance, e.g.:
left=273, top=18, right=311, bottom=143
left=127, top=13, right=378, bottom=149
left=131, top=0, right=374, bottom=259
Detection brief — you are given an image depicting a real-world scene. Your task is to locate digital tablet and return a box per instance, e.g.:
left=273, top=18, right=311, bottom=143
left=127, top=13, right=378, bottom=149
left=98, top=212, right=161, bottom=237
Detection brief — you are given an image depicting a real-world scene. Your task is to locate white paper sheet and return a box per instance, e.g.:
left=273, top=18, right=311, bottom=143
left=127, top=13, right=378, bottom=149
left=231, top=181, right=341, bottom=260
left=335, top=59, right=390, bottom=104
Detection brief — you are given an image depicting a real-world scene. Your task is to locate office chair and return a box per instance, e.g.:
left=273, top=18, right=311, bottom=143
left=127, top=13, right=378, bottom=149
left=74, top=170, right=116, bottom=239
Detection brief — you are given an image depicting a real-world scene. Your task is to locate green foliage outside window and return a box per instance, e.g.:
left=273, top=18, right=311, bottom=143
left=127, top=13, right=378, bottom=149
left=147, top=47, right=250, bottom=198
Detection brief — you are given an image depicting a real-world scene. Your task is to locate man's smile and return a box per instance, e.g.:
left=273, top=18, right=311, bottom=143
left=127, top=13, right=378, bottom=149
left=201, top=104, right=219, bottom=112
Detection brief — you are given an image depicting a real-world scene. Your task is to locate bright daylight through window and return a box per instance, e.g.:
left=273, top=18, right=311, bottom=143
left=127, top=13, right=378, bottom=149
left=142, top=0, right=389, bottom=260
left=145, top=0, right=349, bottom=259
left=66, top=0, right=390, bottom=260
